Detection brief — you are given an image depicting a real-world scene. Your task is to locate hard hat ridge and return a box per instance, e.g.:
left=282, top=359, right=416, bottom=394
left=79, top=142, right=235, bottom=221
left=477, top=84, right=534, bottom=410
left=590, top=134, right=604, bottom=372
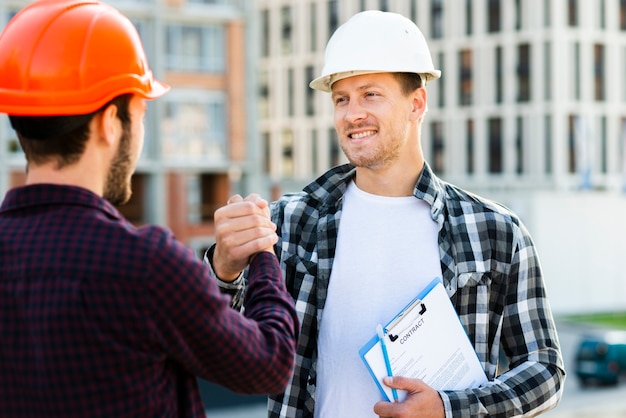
left=310, top=10, right=441, bottom=92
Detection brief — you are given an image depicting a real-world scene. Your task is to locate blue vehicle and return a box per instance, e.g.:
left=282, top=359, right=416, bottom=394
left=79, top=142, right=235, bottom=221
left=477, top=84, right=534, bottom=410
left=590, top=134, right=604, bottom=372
left=574, top=332, right=626, bottom=386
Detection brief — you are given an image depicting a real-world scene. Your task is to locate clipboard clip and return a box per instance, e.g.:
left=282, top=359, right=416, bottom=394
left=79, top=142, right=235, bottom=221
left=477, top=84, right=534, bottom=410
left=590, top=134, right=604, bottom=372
left=385, top=300, right=427, bottom=342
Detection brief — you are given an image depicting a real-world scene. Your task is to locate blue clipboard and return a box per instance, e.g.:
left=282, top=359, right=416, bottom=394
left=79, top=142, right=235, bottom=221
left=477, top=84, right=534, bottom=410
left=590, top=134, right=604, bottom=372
left=358, top=277, right=441, bottom=401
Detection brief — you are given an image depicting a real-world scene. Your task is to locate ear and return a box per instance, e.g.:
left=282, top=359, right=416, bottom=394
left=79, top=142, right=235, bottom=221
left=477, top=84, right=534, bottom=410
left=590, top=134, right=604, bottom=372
left=94, top=103, right=120, bottom=148
left=410, top=87, right=427, bottom=121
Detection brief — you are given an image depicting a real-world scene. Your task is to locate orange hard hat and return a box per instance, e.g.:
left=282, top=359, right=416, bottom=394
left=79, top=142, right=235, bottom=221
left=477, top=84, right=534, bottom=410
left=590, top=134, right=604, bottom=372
left=0, top=0, right=169, bottom=116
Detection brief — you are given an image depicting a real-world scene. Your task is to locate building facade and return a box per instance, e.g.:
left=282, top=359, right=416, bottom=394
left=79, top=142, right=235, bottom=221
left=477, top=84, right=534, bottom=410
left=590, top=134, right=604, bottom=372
left=0, top=0, right=250, bottom=255
left=256, top=0, right=626, bottom=195
left=255, top=0, right=626, bottom=313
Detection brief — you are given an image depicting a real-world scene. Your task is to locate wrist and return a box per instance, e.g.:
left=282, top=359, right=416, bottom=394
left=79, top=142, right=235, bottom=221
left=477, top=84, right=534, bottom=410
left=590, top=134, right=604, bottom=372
left=204, top=245, right=243, bottom=283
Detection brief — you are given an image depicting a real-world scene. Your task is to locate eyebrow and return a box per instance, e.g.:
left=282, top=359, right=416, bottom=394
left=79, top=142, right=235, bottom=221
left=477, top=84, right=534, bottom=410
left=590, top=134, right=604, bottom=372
left=332, top=82, right=385, bottom=99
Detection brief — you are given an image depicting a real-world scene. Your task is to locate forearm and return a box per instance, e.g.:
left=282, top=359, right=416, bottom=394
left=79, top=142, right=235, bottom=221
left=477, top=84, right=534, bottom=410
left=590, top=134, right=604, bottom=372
left=235, top=251, right=299, bottom=393
left=440, top=357, right=565, bottom=418
left=204, top=244, right=246, bottom=310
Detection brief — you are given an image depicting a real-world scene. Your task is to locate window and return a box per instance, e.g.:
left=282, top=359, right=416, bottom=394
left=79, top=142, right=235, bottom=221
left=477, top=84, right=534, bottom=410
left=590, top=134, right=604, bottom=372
left=431, top=121, right=445, bottom=173
left=621, top=0, right=626, bottom=30
left=568, top=0, right=578, bottom=27
left=517, top=43, right=531, bottom=102
left=379, top=0, right=389, bottom=11
left=309, top=3, right=317, bottom=52
left=161, top=92, right=226, bottom=161
left=431, top=0, right=444, bottom=39
left=515, top=117, right=523, bottom=174
left=568, top=115, right=577, bottom=173
left=466, top=0, right=473, bottom=35
left=544, top=0, right=551, bottom=26
left=287, top=68, right=295, bottom=117
left=305, top=66, right=316, bottom=116
left=280, top=6, right=293, bottom=55
left=281, top=129, right=294, bottom=177
left=495, top=46, right=503, bottom=104
left=166, top=24, right=225, bottom=72
left=410, top=2, right=418, bottom=23
left=545, top=115, right=552, bottom=174
left=573, top=42, right=581, bottom=100
left=600, top=116, right=607, bottom=173
left=438, top=52, right=445, bottom=108
left=185, top=173, right=229, bottom=223
left=466, top=119, right=474, bottom=174
left=488, top=117, right=503, bottom=173
left=599, top=0, right=606, bottom=29
left=488, top=0, right=501, bottom=33
left=594, top=44, right=605, bottom=101
left=329, top=0, right=339, bottom=37
left=515, top=0, right=522, bottom=31
left=262, top=132, right=271, bottom=174
left=258, top=70, right=270, bottom=119
left=544, top=42, right=551, bottom=101
left=260, top=9, right=270, bottom=57
left=459, top=50, right=473, bottom=106
left=311, top=129, right=319, bottom=175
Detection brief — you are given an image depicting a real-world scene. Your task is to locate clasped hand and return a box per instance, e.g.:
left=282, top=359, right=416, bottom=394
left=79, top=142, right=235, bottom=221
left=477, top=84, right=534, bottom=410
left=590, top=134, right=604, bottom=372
left=212, top=194, right=277, bottom=281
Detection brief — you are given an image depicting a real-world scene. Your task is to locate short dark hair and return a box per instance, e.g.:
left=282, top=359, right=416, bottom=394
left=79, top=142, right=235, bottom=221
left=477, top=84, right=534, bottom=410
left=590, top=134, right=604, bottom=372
left=393, top=72, right=423, bottom=96
left=11, top=94, right=132, bottom=168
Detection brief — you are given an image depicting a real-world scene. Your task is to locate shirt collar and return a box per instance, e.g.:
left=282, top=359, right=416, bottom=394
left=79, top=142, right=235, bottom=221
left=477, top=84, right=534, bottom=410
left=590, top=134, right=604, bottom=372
left=0, top=183, right=121, bottom=220
left=303, top=162, right=447, bottom=222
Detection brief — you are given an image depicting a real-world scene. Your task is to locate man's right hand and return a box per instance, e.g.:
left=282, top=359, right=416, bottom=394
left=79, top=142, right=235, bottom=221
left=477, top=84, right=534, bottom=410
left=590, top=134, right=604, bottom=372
left=212, top=194, right=277, bottom=282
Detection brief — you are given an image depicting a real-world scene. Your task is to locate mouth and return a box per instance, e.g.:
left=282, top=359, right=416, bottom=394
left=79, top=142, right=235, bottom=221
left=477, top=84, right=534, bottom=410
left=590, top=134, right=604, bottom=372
left=349, top=130, right=377, bottom=140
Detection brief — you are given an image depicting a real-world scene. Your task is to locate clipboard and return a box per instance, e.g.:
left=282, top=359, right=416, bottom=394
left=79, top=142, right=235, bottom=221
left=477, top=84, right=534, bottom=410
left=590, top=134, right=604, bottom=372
left=359, top=277, right=488, bottom=402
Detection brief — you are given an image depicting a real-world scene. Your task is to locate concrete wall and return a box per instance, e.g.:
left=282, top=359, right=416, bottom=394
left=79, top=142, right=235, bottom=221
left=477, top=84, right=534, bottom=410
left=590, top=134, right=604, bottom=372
left=492, top=190, right=626, bottom=315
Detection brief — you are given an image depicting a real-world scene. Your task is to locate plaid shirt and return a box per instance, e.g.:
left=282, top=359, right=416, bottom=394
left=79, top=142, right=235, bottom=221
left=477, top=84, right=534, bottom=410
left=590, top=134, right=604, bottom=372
left=0, top=184, right=298, bottom=418
left=218, top=163, right=565, bottom=418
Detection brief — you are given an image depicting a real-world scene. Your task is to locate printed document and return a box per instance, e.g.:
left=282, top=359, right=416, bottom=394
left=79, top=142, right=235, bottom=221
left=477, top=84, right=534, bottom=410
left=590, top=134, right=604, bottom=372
left=359, top=278, right=488, bottom=402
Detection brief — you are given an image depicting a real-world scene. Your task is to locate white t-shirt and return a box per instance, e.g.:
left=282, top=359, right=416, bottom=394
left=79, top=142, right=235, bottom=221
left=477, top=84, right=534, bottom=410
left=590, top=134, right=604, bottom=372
left=314, top=181, right=443, bottom=418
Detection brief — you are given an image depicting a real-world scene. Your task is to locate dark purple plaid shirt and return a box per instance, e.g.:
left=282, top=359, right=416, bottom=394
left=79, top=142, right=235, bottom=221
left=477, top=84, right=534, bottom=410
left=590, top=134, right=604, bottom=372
left=0, top=184, right=298, bottom=418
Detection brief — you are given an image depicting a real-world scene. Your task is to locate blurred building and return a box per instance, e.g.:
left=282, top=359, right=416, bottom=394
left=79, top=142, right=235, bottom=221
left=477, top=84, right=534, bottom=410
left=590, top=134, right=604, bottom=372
left=2, top=0, right=626, bottom=310
left=256, top=0, right=626, bottom=313
left=257, top=0, right=626, bottom=194
left=0, top=0, right=251, bottom=256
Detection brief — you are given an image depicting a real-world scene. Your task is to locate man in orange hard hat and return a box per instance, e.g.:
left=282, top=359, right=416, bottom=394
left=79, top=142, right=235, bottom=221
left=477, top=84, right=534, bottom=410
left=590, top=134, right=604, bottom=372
left=0, top=1, right=298, bottom=417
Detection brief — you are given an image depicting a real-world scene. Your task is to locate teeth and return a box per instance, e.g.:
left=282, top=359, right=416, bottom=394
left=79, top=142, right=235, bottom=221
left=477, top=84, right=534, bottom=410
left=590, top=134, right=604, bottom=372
left=351, top=130, right=376, bottom=139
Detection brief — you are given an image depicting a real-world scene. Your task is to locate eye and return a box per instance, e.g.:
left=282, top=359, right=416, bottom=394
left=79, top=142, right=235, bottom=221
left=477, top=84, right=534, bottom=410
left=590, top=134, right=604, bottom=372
left=334, top=96, right=348, bottom=105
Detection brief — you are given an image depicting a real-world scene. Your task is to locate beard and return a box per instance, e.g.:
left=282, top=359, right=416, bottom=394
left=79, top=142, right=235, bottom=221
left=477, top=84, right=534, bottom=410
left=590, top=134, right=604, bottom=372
left=103, top=125, right=134, bottom=206
left=339, top=124, right=405, bottom=170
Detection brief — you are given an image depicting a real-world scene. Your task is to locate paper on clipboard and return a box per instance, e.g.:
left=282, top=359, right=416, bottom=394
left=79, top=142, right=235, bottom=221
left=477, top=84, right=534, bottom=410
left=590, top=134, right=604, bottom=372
left=358, top=278, right=488, bottom=402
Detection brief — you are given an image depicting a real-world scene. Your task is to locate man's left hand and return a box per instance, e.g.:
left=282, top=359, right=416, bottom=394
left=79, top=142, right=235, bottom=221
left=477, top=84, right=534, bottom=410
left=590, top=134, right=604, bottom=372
left=373, top=376, right=444, bottom=418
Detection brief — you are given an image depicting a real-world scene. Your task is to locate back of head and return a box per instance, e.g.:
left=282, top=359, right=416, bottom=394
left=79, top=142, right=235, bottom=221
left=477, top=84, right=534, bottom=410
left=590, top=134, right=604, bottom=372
left=310, top=10, right=441, bottom=92
left=0, top=0, right=169, bottom=118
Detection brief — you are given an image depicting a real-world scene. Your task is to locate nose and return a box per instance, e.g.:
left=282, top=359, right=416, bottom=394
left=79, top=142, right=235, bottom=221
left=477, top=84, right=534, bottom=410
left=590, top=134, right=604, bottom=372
left=344, top=98, right=367, bottom=123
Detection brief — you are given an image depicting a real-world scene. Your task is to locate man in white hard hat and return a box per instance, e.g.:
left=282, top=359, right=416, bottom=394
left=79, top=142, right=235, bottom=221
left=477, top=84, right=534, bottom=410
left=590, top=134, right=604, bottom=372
left=208, top=10, right=565, bottom=418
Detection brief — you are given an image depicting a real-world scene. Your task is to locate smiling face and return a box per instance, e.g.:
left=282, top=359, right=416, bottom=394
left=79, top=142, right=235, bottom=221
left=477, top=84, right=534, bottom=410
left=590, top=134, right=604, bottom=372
left=331, top=72, right=425, bottom=171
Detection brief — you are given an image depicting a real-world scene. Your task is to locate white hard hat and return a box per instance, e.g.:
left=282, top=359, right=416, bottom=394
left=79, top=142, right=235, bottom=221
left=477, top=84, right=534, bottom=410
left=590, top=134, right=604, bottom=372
left=310, top=10, right=441, bottom=92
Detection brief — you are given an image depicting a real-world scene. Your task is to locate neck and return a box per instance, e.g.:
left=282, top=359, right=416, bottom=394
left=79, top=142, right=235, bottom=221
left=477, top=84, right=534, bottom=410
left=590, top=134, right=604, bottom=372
left=354, top=150, right=425, bottom=197
left=25, top=153, right=105, bottom=197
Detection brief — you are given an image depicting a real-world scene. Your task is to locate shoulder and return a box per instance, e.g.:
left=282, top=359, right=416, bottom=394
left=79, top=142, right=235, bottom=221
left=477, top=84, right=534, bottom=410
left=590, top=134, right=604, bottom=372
left=272, top=164, right=355, bottom=217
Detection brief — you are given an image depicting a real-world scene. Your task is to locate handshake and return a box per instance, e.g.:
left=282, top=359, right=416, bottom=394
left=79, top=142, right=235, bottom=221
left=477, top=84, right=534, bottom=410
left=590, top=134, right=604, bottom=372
left=211, top=194, right=278, bottom=282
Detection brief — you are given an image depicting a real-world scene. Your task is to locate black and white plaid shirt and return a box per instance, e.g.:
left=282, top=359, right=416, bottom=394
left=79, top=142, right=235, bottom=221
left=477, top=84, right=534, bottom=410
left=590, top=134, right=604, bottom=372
left=215, top=162, right=565, bottom=418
